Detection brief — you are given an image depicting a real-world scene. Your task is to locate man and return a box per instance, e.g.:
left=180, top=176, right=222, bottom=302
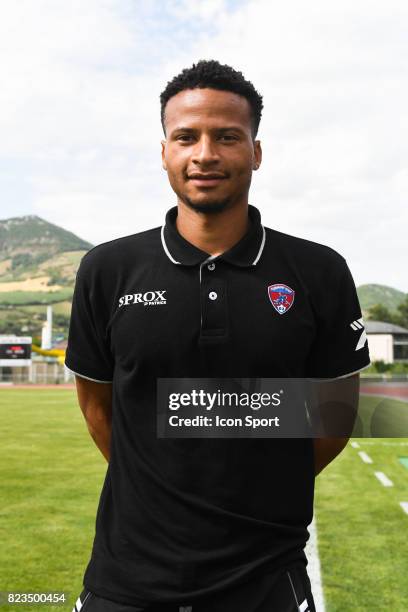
left=66, top=60, right=370, bottom=612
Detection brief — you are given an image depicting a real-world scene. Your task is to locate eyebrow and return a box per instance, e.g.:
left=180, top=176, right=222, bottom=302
left=170, top=126, right=245, bottom=136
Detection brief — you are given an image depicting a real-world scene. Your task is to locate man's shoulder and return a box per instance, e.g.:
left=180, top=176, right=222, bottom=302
left=264, top=225, right=346, bottom=270
left=79, top=225, right=162, bottom=269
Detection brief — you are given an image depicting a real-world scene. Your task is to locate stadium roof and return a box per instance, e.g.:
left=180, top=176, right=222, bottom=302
left=366, top=320, right=408, bottom=334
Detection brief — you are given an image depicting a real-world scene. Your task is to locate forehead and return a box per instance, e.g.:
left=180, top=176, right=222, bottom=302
left=164, top=88, right=251, bottom=132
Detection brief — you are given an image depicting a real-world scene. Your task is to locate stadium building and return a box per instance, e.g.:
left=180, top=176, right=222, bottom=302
left=366, top=320, right=408, bottom=364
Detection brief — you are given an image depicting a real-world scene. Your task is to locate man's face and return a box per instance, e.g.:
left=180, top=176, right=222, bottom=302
left=161, top=88, right=262, bottom=214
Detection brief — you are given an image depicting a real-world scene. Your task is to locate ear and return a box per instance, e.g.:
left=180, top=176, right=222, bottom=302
left=253, top=140, right=262, bottom=170
left=161, top=140, right=167, bottom=171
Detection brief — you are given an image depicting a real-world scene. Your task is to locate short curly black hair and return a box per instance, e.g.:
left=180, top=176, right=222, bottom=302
left=160, top=59, right=263, bottom=141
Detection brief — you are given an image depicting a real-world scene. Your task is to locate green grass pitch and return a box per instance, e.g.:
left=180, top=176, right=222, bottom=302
left=0, top=389, right=407, bottom=611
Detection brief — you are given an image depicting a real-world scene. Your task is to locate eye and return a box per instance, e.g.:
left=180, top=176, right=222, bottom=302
left=176, top=135, right=237, bottom=142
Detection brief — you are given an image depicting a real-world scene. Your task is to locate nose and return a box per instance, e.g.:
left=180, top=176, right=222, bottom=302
left=191, top=136, right=220, bottom=165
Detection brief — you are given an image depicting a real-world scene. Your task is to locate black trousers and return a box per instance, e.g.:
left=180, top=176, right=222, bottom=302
left=72, top=562, right=316, bottom=612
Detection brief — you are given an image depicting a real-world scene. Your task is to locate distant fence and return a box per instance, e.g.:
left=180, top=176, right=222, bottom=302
left=362, top=374, right=408, bottom=383
left=0, top=362, right=74, bottom=385
left=0, top=365, right=407, bottom=386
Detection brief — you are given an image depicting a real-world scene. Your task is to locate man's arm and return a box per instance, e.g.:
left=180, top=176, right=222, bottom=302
left=312, top=373, right=360, bottom=476
left=74, top=375, right=113, bottom=462
left=313, top=437, right=349, bottom=476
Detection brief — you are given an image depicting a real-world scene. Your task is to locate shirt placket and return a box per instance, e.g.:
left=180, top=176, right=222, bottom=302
left=199, top=255, right=228, bottom=344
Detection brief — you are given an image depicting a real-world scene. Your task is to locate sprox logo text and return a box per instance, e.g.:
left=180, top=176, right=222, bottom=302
left=118, top=290, right=166, bottom=307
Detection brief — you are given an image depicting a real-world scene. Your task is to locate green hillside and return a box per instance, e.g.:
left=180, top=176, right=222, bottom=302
left=0, top=215, right=92, bottom=261
left=0, top=215, right=93, bottom=341
left=357, top=284, right=406, bottom=314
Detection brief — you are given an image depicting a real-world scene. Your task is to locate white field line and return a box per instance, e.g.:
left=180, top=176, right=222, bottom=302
left=305, top=517, right=326, bottom=612
left=358, top=451, right=373, bottom=464
left=374, top=471, right=394, bottom=487
left=350, top=441, right=360, bottom=448
left=351, top=442, right=408, bottom=514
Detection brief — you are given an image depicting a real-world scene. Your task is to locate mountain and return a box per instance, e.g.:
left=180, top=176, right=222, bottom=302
left=0, top=214, right=93, bottom=295
left=0, top=214, right=92, bottom=266
left=357, top=284, right=406, bottom=314
left=0, top=215, right=93, bottom=340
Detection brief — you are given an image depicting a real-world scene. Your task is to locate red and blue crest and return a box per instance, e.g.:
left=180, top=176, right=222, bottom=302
left=268, top=283, right=295, bottom=314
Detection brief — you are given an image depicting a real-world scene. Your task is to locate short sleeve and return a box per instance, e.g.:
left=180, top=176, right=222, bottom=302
left=65, top=254, right=114, bottom=383
left=305, top=257, right=371, bottom=379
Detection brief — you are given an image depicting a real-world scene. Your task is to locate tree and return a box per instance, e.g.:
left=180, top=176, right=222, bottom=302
left=395, top=295, right=408, bottom=329
left=371, top=360, right=390, bottom=373
left=367, top=304, right=396, bottom=323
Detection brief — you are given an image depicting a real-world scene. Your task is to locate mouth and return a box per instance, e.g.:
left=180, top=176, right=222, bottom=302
left=188, top=176, right=227, bottom=188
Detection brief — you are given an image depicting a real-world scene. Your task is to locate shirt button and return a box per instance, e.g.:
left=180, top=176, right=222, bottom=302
left=208, top=262, right=216, bottom=271
left=209, top=291, right=218, bottom=300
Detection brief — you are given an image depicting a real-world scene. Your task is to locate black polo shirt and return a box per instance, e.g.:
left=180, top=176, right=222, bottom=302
left=65, top=204, right=370, bottom=607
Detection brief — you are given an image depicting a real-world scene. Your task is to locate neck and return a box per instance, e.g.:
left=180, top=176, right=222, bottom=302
left=175, top=202, right=251, bottom=257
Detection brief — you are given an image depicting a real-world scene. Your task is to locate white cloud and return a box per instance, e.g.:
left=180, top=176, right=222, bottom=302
left=0, top=0, right=406, bottom=291
left=166, top=0, right=229, bottom=20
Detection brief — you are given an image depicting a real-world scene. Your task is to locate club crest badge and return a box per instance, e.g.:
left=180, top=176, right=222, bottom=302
left=268, top=283, right=295, bottom=314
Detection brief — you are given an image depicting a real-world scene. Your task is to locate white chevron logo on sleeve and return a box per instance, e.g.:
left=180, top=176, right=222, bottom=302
left=350, top=317, right=367, bottom=350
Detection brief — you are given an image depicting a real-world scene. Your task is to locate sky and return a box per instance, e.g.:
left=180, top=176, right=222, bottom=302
left=0, top=0, right=407, bottom=291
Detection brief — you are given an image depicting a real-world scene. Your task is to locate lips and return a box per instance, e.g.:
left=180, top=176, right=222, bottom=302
left=188, top=174, right=227, bottom=188
left=188, top=174, right=226, bottom=179
left=189, top=177, right=226, bottom=187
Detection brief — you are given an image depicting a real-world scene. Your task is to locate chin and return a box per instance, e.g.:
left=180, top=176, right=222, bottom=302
left=182, top=196, right=231, bottom=214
